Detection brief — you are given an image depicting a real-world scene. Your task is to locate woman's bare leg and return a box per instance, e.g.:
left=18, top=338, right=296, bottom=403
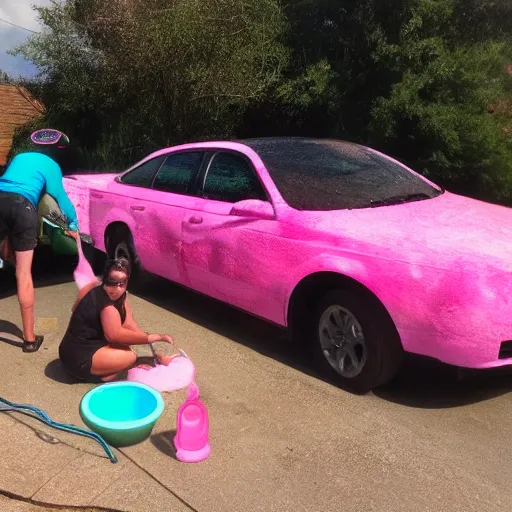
left=90, top=345, right=137, bottom=381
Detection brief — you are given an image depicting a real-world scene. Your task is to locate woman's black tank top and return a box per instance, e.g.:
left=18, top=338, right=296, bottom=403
left=64, top=285, right=126, bottom=345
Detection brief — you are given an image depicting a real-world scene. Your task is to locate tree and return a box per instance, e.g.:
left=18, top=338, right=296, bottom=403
left=367, top=0, right=512, bottom=202
left=10, top=0, right=288, bottom=168
left=242, top=0, right=512, bottom=204
left=8, top=0, right=512, bottom=205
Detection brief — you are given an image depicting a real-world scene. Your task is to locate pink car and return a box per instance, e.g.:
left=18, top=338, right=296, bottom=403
left=64, top=138, right=512, bottom=392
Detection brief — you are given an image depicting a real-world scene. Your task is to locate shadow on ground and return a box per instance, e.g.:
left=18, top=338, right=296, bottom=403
left=4, top=412, right=113, bottom=460
left=0, top=320, right=24, bottom=348
left=131, top=272, right=512, bottom=409
left=131, top=272, right=311, bottom=372
left=151, top=430, right=177, bottom=459
left=0, top=246, right=78, bottom=302
left=3, top=248, right=512, bottom=409
left=44, top=359, right=81, bottom=384
left=374, top=355, right=512, bottom=409
left=0, top=247, right=79, bottom=352
left=44, top=355, right=157, bottom=385
left=0, top=242, right=102, bottom=302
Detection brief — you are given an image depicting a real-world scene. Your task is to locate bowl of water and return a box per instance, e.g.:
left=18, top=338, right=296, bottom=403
left=79, top=382, right=165, bottom=447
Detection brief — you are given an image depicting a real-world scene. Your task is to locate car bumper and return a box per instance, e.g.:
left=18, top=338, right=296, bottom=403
left=400, top=324, right=512, bottom=369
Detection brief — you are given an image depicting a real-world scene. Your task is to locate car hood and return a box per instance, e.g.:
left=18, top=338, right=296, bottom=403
left=302, top=191, right=512, bottom=271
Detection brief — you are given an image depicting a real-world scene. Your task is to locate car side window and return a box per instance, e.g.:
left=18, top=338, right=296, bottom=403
left=153, top=152, right=204, bottom=194
left=202, top=152, right=266, bottom=203
left=119, top=155, right=166, bottom=188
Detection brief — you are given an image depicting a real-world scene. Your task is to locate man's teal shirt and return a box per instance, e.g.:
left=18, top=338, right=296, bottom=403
left=0, top=152, right=78, bottom=229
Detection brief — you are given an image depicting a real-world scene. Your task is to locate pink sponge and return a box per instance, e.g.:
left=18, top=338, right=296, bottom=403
left=126, top=356, right=196, bottom=392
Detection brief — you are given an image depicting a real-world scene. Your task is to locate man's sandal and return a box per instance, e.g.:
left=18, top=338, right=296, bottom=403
left=22, top=335, right=44, bottom=353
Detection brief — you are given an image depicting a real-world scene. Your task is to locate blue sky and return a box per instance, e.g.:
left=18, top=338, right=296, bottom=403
left=0, top=0, right=50, bottom=78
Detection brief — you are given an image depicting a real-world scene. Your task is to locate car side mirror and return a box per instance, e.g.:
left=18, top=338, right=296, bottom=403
left=230, top=199, right=275, bottom=220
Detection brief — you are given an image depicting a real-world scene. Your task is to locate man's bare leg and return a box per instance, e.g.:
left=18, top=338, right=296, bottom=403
left=15, top=249, right=35, bottom=341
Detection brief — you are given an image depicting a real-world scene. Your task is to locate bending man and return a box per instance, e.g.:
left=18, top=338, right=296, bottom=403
left=0, top=131, right=78, bottom=352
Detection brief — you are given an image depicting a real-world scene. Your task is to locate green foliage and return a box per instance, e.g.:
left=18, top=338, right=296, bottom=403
left=10, top=0, right=287, bottom=168
left=7, top=0, right=512, bottom=205
left=9, top=119, right=45, bottom=158
left=249, top=0, right=512, bottom=204
left=367, top=1, right=512, bottom=202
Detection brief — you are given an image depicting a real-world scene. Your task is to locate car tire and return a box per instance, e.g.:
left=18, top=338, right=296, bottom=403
left=310, top=289, right=403, bottom=394
left=105, top=228, right=140, bottom=286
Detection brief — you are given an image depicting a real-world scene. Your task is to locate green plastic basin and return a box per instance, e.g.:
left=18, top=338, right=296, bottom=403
left=79, top=382, right=165, bottom=448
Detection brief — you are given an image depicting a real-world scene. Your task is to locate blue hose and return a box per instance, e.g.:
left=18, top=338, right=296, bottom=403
left=0, top=397, right=118, bottom=463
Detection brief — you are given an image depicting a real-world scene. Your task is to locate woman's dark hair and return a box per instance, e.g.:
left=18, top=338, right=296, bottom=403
left=102, top=258, right=131, bottom=283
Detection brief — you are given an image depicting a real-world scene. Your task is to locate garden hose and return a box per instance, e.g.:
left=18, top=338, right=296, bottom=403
left=0, top=397, right=118, bottom=463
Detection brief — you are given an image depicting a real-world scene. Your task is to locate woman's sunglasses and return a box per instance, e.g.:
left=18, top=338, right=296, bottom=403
left=104, top=279, right=128, bottom=288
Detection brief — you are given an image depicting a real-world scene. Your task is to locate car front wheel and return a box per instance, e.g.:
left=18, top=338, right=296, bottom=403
left=311, top=289, right=403, bottom=393
left=106, top=228, right=140, bottom=285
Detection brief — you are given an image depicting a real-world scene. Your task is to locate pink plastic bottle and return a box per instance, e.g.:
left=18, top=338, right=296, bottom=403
left=174, top=382, right=210, bottom=463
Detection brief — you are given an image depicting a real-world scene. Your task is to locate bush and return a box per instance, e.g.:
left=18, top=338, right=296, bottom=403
left=9, top=0, right=512, bottom=204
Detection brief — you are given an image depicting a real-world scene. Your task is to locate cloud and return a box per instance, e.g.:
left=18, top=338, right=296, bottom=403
left=0, top=0, right=50, bottom=78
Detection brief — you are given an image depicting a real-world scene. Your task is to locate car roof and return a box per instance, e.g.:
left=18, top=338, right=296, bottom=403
left=139, top=137, right=365, bottom=164
left=236, top=136, right=364, bottom=151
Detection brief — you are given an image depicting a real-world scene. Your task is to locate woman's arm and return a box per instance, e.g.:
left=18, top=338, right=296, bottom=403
left=101, top=305, right=150, bottom=345
left=122, top=299, right=144, bottom=333
left=72, top=281, right=99, bottom=312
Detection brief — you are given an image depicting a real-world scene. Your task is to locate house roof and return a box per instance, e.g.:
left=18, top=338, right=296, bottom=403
left=0, top=84, right=45, bottom=166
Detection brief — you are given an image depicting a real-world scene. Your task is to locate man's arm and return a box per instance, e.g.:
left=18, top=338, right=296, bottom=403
left=44, top=162, right=79, bottom=230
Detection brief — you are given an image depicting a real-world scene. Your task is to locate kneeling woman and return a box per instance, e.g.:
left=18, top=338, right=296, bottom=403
left=59, top=257, right=173, bottom=382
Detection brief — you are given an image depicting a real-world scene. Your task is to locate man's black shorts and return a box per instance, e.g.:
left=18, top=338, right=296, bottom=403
left=0, top=192, right=38, bottom=252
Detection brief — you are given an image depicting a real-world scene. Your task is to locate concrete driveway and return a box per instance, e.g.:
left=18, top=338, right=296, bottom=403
left=1, top=250, right=512, bottom=511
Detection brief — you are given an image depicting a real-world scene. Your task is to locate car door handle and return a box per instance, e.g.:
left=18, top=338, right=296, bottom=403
left=189, top=215, right=203, bottom=224
left=91, top=192, right=103, bottom=199
left=130, top=206, right=145, bottom=212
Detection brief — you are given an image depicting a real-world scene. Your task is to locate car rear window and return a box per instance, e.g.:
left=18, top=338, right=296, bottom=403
left=241, top=138, right=440, bottom=210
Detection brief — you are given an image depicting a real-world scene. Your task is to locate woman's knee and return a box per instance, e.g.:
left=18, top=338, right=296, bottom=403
left=113, top=346, right=136, bottom=367
left=90, top=347, right=137, bottom=376
left=112, top=345, right=136, bottom=362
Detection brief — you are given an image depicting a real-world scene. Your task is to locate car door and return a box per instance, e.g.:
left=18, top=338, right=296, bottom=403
left=93, top=153, right=166, bottom=257
left=130, top=150, right=206, bottom=284
left=181, top=150, right=283, bottom=321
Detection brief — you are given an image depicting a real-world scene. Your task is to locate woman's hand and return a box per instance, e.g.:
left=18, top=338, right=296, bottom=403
left=156, top=353, right=180, bottom=366
left=147, top=333, right=174, bottom=344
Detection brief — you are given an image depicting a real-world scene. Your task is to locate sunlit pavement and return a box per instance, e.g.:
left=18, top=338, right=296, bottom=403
left=1, top=252, right=512, bottom=512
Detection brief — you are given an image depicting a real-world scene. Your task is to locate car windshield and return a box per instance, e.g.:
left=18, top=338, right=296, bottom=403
left=241, top=138, right=442, bottom=211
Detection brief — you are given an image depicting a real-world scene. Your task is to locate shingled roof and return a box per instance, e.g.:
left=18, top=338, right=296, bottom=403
left=0, top=84, right=45, bottom=166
